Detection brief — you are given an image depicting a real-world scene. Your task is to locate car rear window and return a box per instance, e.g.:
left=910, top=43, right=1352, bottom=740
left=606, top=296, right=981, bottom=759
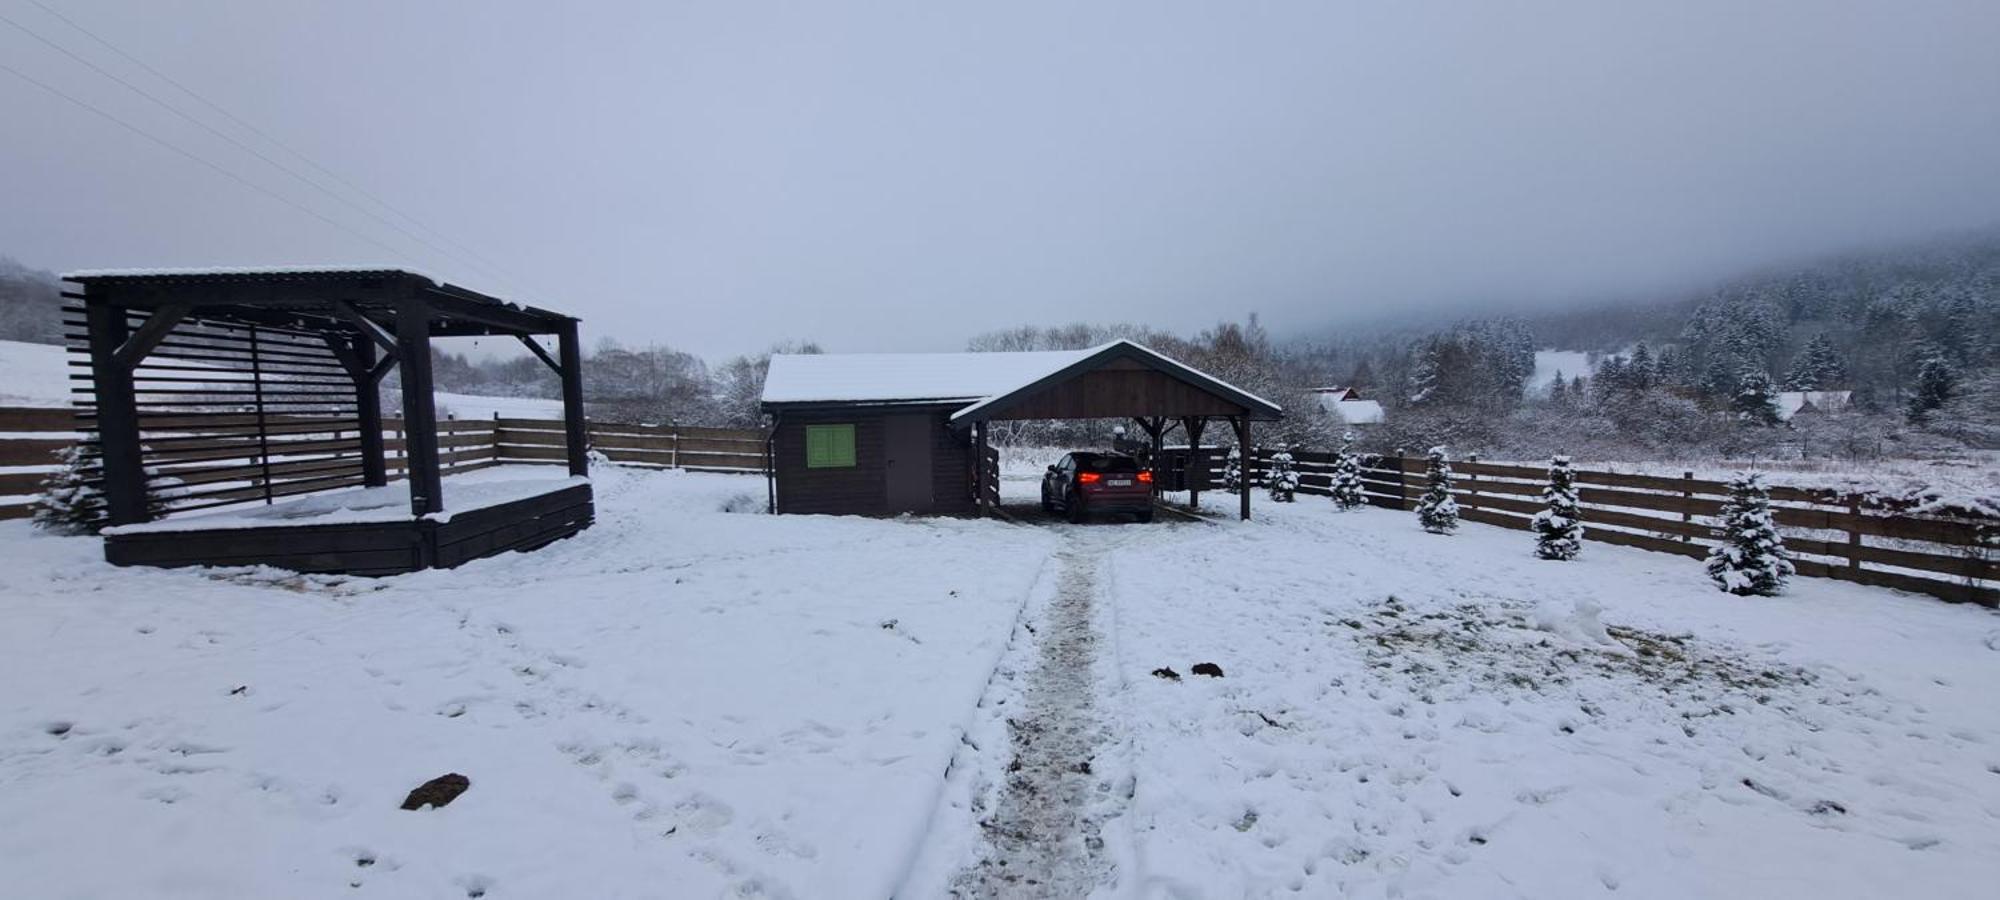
left=1077, top=455, right=1140, bottom=473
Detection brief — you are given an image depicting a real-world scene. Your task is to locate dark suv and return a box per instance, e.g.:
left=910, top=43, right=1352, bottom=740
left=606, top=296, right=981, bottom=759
left=1040, top=452, right=1154, bottom=523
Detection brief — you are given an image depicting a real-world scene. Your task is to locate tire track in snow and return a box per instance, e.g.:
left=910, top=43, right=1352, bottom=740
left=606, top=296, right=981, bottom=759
left=953, top=532, right=1126, bottom=898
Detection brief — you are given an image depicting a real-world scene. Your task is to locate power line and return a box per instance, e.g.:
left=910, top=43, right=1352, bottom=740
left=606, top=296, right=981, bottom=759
left=0, top=8, right=526, bottom=292
left=0, top=59, right=419, bottom=262
left=21, top=0, right=541, bottom=292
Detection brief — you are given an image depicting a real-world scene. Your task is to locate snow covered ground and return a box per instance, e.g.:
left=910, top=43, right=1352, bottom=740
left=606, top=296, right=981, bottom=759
left=431, top=392, right=564, bottom=422
left=4, top=467, right=1997, bottom=898
left=0, top=468, right=1055, bottom=898
left=0, top=339, right=73, bottom=408
left=1084, top=499, right=2000, bottom=898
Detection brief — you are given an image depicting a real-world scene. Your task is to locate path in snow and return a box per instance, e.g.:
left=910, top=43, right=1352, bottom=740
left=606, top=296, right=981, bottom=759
left=953, top=537, right=1119, bottom=898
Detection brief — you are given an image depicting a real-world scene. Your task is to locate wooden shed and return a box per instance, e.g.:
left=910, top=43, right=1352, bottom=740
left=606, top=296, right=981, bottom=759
left=759, top=340, right=1282, bottom=519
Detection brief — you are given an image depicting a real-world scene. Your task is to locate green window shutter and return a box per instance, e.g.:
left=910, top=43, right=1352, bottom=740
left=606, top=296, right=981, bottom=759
left=805, top=424, right=856, bottom=468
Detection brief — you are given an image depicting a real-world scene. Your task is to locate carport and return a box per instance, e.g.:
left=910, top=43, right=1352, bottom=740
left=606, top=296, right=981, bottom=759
left=760, top=340, right=1283, bottom=519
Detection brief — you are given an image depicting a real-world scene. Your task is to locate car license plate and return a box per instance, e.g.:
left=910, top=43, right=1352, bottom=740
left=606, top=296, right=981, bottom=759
left=1107, top=478, right=1132, bottom=487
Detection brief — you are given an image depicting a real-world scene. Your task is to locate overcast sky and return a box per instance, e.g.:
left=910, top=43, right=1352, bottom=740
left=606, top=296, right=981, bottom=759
left=3, top=1, right=1998, bottom=357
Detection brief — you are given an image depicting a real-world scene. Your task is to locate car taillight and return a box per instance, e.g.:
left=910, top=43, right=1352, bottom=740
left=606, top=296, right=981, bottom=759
left=1136, top=470, right=1153, bottom=483
left=1078, top=472, right=1102, bottom=484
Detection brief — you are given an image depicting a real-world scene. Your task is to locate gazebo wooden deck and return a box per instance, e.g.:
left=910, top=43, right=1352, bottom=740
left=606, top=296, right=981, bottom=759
left=63, top=267, right=593, bottom=575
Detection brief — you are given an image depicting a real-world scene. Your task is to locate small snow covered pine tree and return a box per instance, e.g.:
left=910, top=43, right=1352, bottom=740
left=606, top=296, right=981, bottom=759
left=1414, top=445, right=1458, bottom=534
left=1329, top=432, right=1366, bottom=511
left=1705, top=473, right=1795, bottom=596
left=1266, top=448, right=1299, bottom=502
left=32, top=442, right=107, bottom=535
left=1221, top=445, right=1243, bottom=492
left=1531, top=455, right=1583, bottom=560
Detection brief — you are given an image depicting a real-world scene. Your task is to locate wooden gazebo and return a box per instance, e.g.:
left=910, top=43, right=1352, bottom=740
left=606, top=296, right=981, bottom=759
left=63, top=267, right=593, bottom=574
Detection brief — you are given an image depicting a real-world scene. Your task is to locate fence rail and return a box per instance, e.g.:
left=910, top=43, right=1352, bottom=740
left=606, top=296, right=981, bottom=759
left=5, top=404, right=1991, bottom=606
left=0, top=406, right=770, bottom=522
left=1245, top=448, right=1996, bottom=607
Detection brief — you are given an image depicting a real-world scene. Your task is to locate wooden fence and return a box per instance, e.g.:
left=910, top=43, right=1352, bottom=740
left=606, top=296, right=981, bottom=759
left=0, top=406, right=768, bottom=522
left=1245, top=448, right=1996, bottom=607
left=493, top=418, right=768, bottom=472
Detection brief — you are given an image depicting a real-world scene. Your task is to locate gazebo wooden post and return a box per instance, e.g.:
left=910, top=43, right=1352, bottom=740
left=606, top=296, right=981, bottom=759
left=557, top=319, right=589, bottom=477
left=84, top=298, right=150, bottom=525
left=1231, top=414, right=1251, bottom=521
left=395, top=298, right=444, bottom=516
left=352, top=333, right=388, bottom=487
left=1181, top=416, right=1208, bottom=510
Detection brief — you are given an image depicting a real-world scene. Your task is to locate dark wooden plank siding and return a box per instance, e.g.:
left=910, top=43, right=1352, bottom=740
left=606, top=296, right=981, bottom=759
left=773, top=408, right=976, bottom=516
left=103, top=484, right=593, bottom=575
left=986, top=364, right=1246, bottom=419
left=773, top=410, right=889, bottom=515
left=930, top=417, right=974, bottom=515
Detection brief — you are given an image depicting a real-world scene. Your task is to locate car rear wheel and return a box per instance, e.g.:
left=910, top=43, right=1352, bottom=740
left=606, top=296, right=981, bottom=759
left=1135, top=509, right=1153, bottom=524
left=1066, top=495, right=1088, bottom=524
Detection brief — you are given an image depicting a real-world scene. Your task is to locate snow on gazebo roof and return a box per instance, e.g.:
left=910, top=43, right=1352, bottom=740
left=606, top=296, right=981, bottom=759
left=60, top=265, right=441, bottom=282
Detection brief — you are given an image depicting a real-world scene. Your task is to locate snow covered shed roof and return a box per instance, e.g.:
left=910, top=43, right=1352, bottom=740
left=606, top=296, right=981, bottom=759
left=761, top=340, right=1282, bottom=421
left=1776, top=390, right=1852, bottom=421
left=762, top=347, right=1094, bottom=405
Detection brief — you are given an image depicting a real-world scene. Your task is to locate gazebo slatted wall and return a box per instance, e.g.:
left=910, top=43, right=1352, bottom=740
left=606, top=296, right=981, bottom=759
left=63, top=303, right=373, bottom=515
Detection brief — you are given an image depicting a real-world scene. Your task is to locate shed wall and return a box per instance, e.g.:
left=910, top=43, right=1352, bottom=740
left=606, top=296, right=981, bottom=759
left=773, top=409, right=974, bottom=515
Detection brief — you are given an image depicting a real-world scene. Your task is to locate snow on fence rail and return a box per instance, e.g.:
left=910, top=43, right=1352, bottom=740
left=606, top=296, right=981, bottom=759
left=0, top=406, right=768, bottom=522
left=1243, top=447, right=1996, bottom=607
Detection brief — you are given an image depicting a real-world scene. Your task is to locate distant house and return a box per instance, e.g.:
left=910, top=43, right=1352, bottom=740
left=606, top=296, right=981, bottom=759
left=1311, top=386, right=1385, bottom=425
left=1776, top=390, right=1851, bottom=421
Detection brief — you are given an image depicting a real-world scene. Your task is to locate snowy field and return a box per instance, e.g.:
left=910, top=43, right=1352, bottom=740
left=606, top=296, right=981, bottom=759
left=0, top=339, right=73, bottom=408
left=4, top=468, right=1998, bottom=898
left=0, top=468, right=1055, bottom=898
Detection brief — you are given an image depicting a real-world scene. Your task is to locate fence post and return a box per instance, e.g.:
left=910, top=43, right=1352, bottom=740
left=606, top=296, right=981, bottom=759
left=1395, top=448, right=1411, bottom=510
left=1680, top=470, right=1694, bottom=542
left=1847, top=496, right=1862, bottom=571
left=1466, top=452, right=1480, bottom=512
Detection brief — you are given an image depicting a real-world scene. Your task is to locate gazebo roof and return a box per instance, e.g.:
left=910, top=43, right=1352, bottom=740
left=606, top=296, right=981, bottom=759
left=62, top=266, right=573, bottom=337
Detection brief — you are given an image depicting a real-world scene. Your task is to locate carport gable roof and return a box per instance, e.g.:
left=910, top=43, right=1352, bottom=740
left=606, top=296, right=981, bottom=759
left=760, top=340, right=1282, bottom=421
left=949, top=340, right=1282, bottom=423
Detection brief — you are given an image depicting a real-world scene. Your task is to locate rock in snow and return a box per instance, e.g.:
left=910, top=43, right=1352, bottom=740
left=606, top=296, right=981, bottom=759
left=400, top=773, right=470, bottom=810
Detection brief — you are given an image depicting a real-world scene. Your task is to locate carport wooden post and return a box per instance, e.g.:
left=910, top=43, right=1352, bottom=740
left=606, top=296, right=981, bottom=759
left=1133, top=416, right=1165, bottom=497
left=1180, top=415, right=1208, bottom=510
left=1230, top=414, right=1251, bottom=520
